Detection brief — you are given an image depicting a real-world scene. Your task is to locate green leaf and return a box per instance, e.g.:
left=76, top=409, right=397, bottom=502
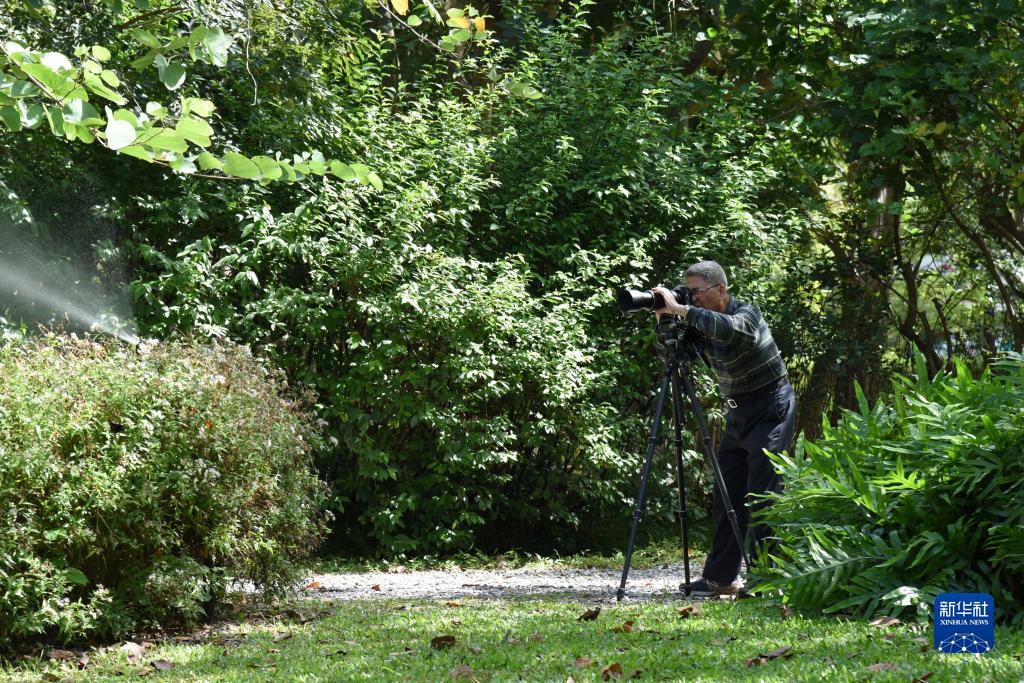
left=40, top=52, right=74, bottom=73
left=0, top=106, right=22, bottom=131
left=367, top=172, right=383, bottom=191
left=9, top=81, right=41, bottom=98
left=251, top=155, right=283, bottom=180
left=446, top=7, right=464, bottom=17
left=450, top=29, right=472, bottom=42
left=159, top=62, right=187, bottom=90
left=330, top=160, right=355, bottom=181
left=350, top=163, right=371, bottom=184
left=131, top=28, right=161, bottom=49
left=169, top=156, right=197, bottom=174
left=223, top=151, right=261, bottom=179
left=104, top=118, right=136, bottom=149
left=195, top=151, right=223, bottom=170
left=99, top=70, right=120, bottom=88
left=84, top=76, right=126, bottom=105
left=65, top=568, right=88, bottom=586
left=62, top=99, right=103, bottom=125
left=91, top=45, right=112, bottom=62
left=118, top=145, right=154, bottom=161
left=141, top=127, right=188, bottom=152
left=131, top=49, right=159, bottom=72
left=145, top=101, right=167, bottom=118
left=182, top=97, right=215, bottom=118
left=175, top=115, right=213, bottom=146
left=44, top=106, right=64, bottom=135
left=20, top=63, right=75, bottom=98
left=407, top=14, right=423, bottom=27
left=202, top=28, right=232, bottom=67
left=21, top=102, right=44, bottom=128
left=113, top=109, right=138, bottom=126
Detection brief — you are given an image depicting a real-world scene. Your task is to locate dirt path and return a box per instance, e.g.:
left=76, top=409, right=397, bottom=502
left=302, top=563, right=709, bottom=604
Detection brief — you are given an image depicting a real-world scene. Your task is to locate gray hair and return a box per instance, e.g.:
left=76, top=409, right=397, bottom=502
left=684, top=260, right=728, bottom=288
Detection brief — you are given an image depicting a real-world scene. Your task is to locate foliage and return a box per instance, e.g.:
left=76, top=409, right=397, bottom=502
left=0, top=2, right=377, bottom=185
left=0, top=335, right=329, bottom=644
left=756, top=354, right=1024, bottom=625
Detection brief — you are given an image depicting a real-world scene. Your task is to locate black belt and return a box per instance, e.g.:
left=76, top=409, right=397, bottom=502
left=725, top=377, right=788, bottom=409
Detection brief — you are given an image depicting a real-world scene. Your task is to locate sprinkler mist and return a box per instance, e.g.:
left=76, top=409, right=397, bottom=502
left=0, top=254, right=139, bottom=345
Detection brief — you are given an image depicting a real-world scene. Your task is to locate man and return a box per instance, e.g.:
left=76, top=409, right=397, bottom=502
left=652, top=260, right=796, bottom=597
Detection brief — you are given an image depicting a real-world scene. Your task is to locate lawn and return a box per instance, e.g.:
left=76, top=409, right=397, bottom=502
left=4, top=595, right=1023, bottom=682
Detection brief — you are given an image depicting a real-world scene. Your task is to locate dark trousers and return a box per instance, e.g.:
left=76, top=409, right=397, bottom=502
left=701, top=380, right=796, bottom=583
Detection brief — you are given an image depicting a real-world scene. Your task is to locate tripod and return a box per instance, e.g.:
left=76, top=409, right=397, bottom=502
left=615, top=317, right=750, bottom=601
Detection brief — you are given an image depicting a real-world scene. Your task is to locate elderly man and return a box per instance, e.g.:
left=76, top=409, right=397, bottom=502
left=652, top=260, right=796, bottom=597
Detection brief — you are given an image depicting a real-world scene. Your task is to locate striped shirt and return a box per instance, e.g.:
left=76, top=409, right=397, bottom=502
left=684, top=295, right=787, bottom=398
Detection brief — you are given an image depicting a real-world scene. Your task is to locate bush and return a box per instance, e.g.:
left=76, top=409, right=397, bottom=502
left=0, top=335, right=329, bottom=644
left=756, top=354, right=1024, bottom=625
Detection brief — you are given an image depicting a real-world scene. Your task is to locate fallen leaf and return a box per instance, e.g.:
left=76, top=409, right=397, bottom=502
left=610, top=620, right=635, bottom=634
left=431, top=635, right=457, bottom=650
left=273, top=633, right=292, bottom=643
left=468, top=646, right=483, bottom=654
left=746, top=645, right=794, bottom=666
left=677, top=605, right=703, bottom=619
left=371, top=584, right=381, bottom=591
left=283, top=609, right=303, bottom=620
left=152, top=660, right=174, bottom=671
left=575, top=657, right=594, bottom=669
left=777, top=605, right=794, bottom=619
left=327, top=649, right=347, bottom=657
left=528, top=632, right=544, bottom=642
left=268, top=648, right=281, bottom=654
left=305, top=581, right=322, bottom=589
left=869, top=616, right=901, bottom=628
left=451, top=618, right=462, bottom=626
left=446, top=602, right=461, bottom=608
left=449, top=665, right=476, bottom=679
left=912, top=674, right=934, bottom=683
left=866, top=662, right=899, bottom=673
left=600, top=662, right=624, bottom=680
left=41, top=674, right=62, bottom=682
left=138, top=666, right=155, bottom=676
left=577, top=608, right=601, bottom=622
left=629, top=670, right=642, bottom=679
left=47, top=649, right=77, bottom=662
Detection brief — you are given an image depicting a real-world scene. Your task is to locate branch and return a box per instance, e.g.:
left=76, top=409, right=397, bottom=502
left=117, top=5, right=186, bottom=30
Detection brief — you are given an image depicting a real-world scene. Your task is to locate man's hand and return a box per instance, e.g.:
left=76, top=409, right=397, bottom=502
left=652, top=287, right=689, bottom=318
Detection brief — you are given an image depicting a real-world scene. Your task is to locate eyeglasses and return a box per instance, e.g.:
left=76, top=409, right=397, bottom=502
left=688, top=284, right=721, bottom=298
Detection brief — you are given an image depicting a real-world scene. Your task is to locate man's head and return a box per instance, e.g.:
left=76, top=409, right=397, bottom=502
left=684, top=261, right=729, bottom=313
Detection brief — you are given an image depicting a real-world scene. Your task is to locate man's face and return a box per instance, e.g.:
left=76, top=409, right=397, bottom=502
left=685, top=275, right=728, bottom=313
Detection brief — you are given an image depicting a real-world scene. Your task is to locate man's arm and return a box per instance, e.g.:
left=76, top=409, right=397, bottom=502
left=685, top=305, right=760, bottom=347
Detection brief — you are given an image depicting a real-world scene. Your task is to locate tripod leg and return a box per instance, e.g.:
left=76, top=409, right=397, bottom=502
left=669, top=373, right=692, bottom=597
left=616, top=362, right=674, bottom=602
left=677, top=363, right=752, bottom=573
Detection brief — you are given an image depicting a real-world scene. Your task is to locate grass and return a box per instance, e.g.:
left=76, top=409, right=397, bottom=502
left=3, top=596, right=1023, bottom=682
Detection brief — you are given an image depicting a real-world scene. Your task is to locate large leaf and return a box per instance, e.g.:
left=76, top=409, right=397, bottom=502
left=104, top=118, right=136, bottom=150
left=202, top=28, right=232, bottom=67
left=61, top=99, right=103, bottom=126
left=175, top=115, right=213, bottom=147
left=223, top=152, right=260, bottom=179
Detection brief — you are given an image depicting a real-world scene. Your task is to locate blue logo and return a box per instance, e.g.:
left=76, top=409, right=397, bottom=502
left=934, top=593, right=994, bottom=653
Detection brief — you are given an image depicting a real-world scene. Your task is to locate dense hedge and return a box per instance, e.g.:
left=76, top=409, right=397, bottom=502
left=757, top=354, right=1024, bottom=625
left=0, top=336, right=328, bottom=644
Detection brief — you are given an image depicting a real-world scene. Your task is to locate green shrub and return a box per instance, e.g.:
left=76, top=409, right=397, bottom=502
left=0, top=335, right=329, bottom=644
left=756, top=354, right=1024, bottom=625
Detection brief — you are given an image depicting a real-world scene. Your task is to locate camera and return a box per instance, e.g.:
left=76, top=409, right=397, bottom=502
left=615, top=285, right=691, bottom=313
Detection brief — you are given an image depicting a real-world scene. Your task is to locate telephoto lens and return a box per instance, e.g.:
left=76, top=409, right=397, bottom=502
left=615, top=286, right=690, bottom=312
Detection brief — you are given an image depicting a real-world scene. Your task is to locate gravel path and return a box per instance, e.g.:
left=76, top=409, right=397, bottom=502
left=303, top=563, right=708, bottom=604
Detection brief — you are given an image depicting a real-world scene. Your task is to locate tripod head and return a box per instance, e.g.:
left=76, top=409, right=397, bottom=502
left=654, top=315, right=705, bottom=365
